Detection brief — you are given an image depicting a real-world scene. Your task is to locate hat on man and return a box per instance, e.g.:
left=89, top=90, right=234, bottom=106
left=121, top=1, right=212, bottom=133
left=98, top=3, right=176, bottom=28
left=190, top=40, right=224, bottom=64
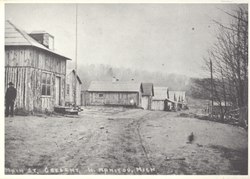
left=8, top=82, right=14, bottom=86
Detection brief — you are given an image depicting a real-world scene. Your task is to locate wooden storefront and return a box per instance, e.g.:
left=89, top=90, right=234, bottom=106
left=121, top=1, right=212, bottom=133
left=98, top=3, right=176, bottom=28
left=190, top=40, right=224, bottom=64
left=5, top=21, right=71, bottom=112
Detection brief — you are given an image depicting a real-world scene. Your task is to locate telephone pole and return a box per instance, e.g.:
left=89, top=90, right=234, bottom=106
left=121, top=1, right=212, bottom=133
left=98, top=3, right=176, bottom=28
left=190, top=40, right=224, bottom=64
left=210, top=59, right=213, bottom=115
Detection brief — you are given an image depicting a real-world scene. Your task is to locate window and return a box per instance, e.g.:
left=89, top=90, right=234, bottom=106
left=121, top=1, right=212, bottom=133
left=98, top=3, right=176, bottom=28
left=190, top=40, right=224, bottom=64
left=67, top=84, right=70, bottom=95
left=99, top=93, right=104, bottom=98
left=42, top=72, right=51, bottom=96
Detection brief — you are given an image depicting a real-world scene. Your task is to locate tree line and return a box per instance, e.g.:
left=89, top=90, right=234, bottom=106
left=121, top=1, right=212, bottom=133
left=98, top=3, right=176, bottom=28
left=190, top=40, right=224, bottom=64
left=76, top=64, right=189, bottom=91
left=203, top=6, right=248, bottom=127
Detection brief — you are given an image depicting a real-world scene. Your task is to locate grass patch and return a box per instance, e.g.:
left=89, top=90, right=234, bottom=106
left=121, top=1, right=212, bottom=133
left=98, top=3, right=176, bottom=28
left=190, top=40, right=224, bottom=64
left=209, top=145, right=248, bottom=175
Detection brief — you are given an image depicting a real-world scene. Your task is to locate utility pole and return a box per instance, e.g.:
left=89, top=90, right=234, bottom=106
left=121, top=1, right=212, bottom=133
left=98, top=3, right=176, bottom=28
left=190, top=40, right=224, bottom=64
left=74, top=4, right=78, bottom=106
left=210, top=59, right=213, bottom=115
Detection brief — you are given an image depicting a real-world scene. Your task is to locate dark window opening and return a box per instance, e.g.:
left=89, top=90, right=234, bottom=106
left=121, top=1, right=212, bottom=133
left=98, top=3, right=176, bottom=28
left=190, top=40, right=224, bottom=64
left=99, top=93, right=104, bottom=97
left=42, top=72, right=52, bottom=96
left=67, top=84, right=70, bottom=95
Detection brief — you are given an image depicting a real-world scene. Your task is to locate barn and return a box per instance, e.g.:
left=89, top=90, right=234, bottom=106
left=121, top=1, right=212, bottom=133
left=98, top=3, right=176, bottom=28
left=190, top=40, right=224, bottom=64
left=141, top=83, right=154, bottom=110
left=87, top=81, right=143, bottom=107
left=65, top=69, right=82, bottom=106
left=151, top=87, right=169, bottom=111
left=5, top=20, right=71, bottom=113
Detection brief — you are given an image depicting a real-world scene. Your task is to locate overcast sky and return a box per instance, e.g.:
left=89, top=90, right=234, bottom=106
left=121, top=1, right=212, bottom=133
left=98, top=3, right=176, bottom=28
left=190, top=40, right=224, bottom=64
left=5, top=3, right=242, bottom=77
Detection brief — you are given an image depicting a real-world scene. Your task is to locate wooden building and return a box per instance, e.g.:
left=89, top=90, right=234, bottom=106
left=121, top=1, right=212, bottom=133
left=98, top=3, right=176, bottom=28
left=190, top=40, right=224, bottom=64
left=169, top=91, right=186, bottom=110
left=81, top=90, right=89, bottom=106
left=5, top=21, right=71, bottom=112
left=141, top=83, right=154, bottom=110
left=151, top=87, right=169, bottom=111
left=65, top=69, right=82, bottom=106
left=87, top=81, right=143, bottom=107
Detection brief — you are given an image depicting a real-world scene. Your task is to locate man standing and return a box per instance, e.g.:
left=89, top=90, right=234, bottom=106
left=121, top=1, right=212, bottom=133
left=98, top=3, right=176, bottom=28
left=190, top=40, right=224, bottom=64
left=5, top=82, right=17, bottom=117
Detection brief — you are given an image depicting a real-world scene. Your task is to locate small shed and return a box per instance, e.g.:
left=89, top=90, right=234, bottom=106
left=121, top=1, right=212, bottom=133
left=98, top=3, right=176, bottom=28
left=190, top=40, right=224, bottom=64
left=151, top=87, right=169, bottom=111
left=65, top=69, right=82, bottom=106
left=169, top=91, right=186, bottom=110
left=87, top=81, right=143, bottom=107
left=5, top=20, right=71, bottom=113
left=141, top=83, right=154, bottom=110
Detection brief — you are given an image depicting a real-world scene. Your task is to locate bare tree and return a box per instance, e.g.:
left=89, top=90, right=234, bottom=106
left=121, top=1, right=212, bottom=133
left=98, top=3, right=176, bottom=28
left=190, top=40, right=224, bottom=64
left=204, top=6, right=248, bottom=127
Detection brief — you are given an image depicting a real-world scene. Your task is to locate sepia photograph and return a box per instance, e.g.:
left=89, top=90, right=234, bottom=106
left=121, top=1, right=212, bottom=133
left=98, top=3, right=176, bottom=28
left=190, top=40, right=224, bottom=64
left=3, top=2, right=248, bottom=175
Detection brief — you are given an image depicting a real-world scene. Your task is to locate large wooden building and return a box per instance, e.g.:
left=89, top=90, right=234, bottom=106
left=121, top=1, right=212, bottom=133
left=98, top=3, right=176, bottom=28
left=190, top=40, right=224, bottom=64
left=5, top=21, right=71, bottom=112
left=65, top=69, right=82, bottom=106
left=87, top=81, right=143, bottom=107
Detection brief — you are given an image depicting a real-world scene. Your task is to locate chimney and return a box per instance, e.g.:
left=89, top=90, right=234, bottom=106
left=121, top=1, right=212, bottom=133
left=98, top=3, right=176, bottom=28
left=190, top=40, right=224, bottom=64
left=29, top=31, right=54, bottom=50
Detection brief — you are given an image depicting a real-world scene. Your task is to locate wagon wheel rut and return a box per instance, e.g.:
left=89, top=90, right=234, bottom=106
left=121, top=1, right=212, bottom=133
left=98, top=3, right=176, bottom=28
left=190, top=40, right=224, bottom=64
left=103, top=111, right=163, bottom=174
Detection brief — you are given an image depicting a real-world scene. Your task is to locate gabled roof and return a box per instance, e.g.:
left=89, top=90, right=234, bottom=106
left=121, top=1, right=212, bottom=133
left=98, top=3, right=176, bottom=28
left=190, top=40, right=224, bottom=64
left=142, top=83, right=154, bottom=96
left=66, top=69, right=82, bottom=84
left=5, top=20, right=71, bottom=60
left=153, top=87, right=169, bottom=100
left=88, top=81, right=142, bottom=92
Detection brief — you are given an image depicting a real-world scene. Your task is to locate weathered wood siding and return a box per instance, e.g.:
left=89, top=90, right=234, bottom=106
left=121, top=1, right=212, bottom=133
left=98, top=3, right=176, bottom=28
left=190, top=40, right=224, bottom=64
left=65, top=72, right=74, bottom=104
left=65, top=71, right=82, bottom=106
left=151, top=100, right=164, bottom=111
left=81, top=91, right=90, bottom=106
left=5, top=46, right=66, bottom=112
left=76, top=81, right=81, bottom=106
left=88, top=92, right=140, bottom=107
left=142, top=96, right=152, bottom=110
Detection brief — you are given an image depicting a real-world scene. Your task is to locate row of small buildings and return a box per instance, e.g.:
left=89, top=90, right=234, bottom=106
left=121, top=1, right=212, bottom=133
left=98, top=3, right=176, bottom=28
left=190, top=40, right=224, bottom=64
left=5, top=20, right=186, bottom=113
left=82, top=80, right=186, bottom=111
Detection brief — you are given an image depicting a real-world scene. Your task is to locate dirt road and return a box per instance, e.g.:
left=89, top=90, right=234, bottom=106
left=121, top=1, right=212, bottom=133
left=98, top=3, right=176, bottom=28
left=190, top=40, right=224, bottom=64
left=5, top=107, right=248, bottom=175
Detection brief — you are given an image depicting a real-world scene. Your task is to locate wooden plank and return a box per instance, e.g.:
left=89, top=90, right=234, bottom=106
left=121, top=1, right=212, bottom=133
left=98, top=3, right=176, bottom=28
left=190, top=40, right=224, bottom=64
left=22, top=68, right=25, bottom=109
left=16, top=68, right=20, bottom=109
left=5, top=51, right=9, bottom=66
left=38, top=70, right=41, bottom=109
left=10, top=68, right=13, bottom=85
left=8, top=50, right=12, bottom=66
left=19, top=67, right=22, bottom=109
left=26, top=68, right=30, bottom=111
left=16, top=68, right=20, bottom=108
left=29, top=48, right=33, bottom=67
left=25, top=67, right=28, bottom=110
left=20, top=49, right=24, bottom=66
left=24, top=48, right=29, bottom=66
left=4, top=68, right=7, bottom=91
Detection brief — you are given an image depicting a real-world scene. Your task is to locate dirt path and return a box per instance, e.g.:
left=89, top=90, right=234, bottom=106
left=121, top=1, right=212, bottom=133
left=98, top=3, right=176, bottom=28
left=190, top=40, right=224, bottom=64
left=5, top=107, right=248, bottom=175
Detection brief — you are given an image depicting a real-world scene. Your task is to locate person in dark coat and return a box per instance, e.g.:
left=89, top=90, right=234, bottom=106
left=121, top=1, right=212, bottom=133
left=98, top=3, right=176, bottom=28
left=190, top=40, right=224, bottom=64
left=5, top=82, right=17, bottom=117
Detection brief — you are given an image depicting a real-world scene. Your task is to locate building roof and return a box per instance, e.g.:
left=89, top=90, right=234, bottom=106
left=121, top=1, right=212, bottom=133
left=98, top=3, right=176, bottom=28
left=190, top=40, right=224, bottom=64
left=142, top=83, right=154, bottom=96
left=153, top=87, right=169, bottom=100
left=88, top=81, right=142, bottom=92
left=5, top=20, right=71, bottom=60
left=66, top=69, right=82, bottom=84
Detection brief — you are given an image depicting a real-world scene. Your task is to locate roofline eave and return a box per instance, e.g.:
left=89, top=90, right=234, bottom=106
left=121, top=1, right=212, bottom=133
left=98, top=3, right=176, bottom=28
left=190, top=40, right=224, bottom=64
left=5, top=45, right=72, bottom=61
